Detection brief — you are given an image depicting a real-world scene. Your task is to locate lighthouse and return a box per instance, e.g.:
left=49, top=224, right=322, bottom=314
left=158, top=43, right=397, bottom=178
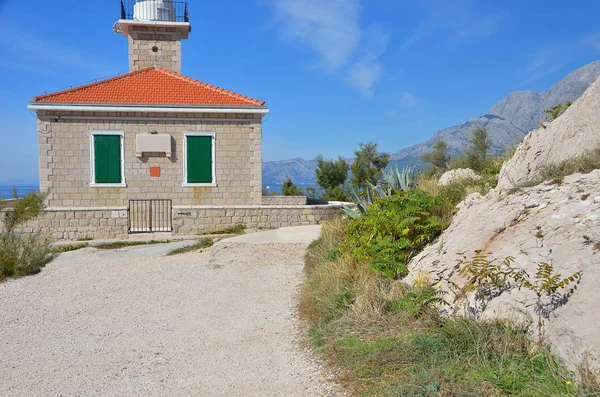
left=113, top=0, right=191, bottom=73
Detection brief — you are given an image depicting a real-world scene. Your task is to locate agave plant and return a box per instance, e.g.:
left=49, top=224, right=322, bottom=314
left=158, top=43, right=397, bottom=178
left=342, top=166, right=416, bottom=218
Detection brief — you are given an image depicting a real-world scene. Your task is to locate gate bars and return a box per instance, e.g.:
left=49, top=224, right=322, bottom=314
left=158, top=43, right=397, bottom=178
left=128, top=199, right=173, bottom=233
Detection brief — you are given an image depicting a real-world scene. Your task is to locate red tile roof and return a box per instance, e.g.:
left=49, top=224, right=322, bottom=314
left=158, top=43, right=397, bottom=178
left=34, top=67, right=266, bottom=107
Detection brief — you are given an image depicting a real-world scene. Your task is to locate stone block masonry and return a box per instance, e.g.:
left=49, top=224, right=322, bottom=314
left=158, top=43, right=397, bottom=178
left=1, top=205, right=342, bottom=240
left=262, top=196, right=307, bottom=206
left=37, top=111, right=263, bottom=208
left=172, top=205, right=342, bottom=235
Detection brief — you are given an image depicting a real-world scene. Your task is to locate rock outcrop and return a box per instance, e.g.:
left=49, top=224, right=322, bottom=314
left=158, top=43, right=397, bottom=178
left=498, top=75, right=600, bottom=189
left=407, top=171, right=600, bottom=369
left=438, top=168, right=481, bottom=186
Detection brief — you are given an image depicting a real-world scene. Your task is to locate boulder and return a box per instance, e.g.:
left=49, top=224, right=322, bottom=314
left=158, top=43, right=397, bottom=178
left=438, top=168, right=481, bottom=186
left=406, top=171, right=600, bottom=370
left=497, top=75, right=600, bottom=189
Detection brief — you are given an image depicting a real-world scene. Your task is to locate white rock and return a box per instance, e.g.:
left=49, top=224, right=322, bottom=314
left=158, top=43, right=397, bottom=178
left=498, top=75, right=600, bottom=189
left=407, top=170, right=600, bottom=370
left=438, top=168, right=481, bottom=186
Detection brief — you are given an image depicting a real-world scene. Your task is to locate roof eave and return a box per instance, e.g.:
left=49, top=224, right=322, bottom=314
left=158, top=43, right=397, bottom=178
left=27, top=102, right=269, bottom=115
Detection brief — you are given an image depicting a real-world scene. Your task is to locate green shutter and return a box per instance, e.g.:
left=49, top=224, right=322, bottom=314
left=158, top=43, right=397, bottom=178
left=187, top=136, right=213, bottom=183
left=94, top=135, right=121, bottom=184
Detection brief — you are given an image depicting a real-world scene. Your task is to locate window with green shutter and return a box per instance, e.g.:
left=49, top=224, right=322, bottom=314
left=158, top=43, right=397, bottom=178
left=186, top=135, right=213, bottom=184
left=93, top=135, right=122, bottom=184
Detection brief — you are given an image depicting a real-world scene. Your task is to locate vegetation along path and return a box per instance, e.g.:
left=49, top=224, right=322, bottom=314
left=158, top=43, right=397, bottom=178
left=0, top=226, right=339, bottom=396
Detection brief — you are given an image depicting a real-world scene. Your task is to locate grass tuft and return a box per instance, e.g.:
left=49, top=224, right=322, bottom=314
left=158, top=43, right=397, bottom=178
left=200, top=224, right=246, bottom=235
left=166, top=238, right=214, bottom=256
left=94, top=240, right=170, bottom=250
left=54, top=243, right=89, bottom=253
left=76, top=237, right=93, bottom=242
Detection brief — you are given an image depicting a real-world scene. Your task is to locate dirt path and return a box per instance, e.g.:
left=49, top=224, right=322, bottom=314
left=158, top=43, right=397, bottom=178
left=0, top=227, right=340, bottom=396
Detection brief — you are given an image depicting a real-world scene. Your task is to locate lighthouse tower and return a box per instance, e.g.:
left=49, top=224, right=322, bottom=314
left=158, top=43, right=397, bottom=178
left=114, top=0, right=191, bottom=74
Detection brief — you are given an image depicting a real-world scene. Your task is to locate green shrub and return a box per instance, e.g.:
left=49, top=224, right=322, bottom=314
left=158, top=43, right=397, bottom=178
left=344, top=190, right=446, bottom=279
left=0, top=232, right=54, bottom=279
left=0, top=192, right=54, bottom=280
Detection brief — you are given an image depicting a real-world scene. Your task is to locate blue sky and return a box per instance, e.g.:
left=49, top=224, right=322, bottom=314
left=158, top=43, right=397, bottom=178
left=0, top=0, right=599, bottom=184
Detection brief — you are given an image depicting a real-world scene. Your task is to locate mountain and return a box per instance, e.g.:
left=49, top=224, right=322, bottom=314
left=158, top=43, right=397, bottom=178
left=263, top=60, right=600, bottom=186
left=262, top=158, right=317, bottom=188
left=391, top=60, right=600, bottom=165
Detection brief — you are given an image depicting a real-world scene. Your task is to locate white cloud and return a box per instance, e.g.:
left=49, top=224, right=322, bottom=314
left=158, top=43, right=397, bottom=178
left=399, top=92, right=421, bottom=107
left=259, top=0, right=389, bottom=97
left=401, top=1, right=506, bottom=51
left=518, top=33, right=600, bottom=87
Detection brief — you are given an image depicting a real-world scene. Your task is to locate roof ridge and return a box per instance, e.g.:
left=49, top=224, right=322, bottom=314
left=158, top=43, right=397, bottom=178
left=154, top=67, right=265, bottom=106
left=33, top=67, right=154, bottom=102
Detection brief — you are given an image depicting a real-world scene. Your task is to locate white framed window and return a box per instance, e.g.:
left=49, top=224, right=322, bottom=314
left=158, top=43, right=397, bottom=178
left=183, top=131, right=216, bottom=187
left=89, top=131, right=126, bottom=187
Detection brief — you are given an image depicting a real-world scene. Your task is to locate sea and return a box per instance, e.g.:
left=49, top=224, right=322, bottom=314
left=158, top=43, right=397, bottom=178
left=0, top=185, right=312, bottom=197
left=0, top=185, right=39, bottom=199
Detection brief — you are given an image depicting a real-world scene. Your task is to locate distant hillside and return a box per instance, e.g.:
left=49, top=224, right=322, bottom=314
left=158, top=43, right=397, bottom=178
left=390, top=60, right=600, bottom=165
left=263, top=60, right=600, bottom=186
left=262, top=158, right=317, bottom=188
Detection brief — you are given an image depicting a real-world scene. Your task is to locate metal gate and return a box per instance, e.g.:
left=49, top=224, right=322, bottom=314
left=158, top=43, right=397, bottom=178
left=128, top=199, right=173, bottom=233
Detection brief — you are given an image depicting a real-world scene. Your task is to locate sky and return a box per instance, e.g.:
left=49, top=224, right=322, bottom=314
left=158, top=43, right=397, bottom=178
left=0, top=0, right=599, bottom=184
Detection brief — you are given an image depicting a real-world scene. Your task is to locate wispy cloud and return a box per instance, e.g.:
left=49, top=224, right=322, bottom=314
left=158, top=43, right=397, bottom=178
left=259, top=0, right=389, bottom=97
left=399, top=92, right=422, bottom=107
left=386, top=92, right=423, bottom=118
left=518, top=32, right=600, bottom=87
left=401, top=1, right=506, bottom=51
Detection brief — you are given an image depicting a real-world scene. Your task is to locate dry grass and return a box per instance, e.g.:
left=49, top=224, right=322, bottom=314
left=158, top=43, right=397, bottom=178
left=301, top=220, right=592, bottom=396
left=538, top=147, right=600, bottom=184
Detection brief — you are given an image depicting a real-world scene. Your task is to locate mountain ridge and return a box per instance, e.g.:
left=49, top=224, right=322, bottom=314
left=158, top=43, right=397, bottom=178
left=263, top=60, right=600, bottom=187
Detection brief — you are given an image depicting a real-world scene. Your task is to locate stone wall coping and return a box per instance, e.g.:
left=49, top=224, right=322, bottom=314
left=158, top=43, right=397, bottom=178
left=39, top=205, right=344, bottom=212
left=173, top=205, right=344, bottom=210
left=46, top=207, right=128, bottom=212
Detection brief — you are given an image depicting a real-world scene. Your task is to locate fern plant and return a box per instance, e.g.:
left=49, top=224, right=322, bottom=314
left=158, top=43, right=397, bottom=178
left=344, top=190, right=445, bottom=279
left=511, top=263, right=581, bottom=346
left=451, top=255, right=582, bottom=346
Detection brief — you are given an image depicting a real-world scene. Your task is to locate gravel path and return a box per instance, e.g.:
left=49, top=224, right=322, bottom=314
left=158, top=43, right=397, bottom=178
left=0, top=230, right=340, bottom=396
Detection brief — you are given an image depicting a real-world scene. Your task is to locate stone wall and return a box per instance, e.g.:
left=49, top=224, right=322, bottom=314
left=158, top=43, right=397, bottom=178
left=128, top=26, right=183, bottom=73
left=1, top=205, right=342, bottom=240
left=262, top=196, right=307, bottom=206
left=172, top=205, right=341, bottom=235
left=0, top=208, right=129, bottom=241
left=37, top=111, right=263, bottom=208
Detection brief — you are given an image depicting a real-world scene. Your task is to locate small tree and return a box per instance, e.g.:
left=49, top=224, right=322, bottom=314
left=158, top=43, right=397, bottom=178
left=421, top=139, right=450, bottom=173
left=281, top=176, right=302, bottom=196
left=464, top=125, right=492, bottom=172
left=316, top=155, right=349, bottom=201
left=350, top=142, right=390, bottom=190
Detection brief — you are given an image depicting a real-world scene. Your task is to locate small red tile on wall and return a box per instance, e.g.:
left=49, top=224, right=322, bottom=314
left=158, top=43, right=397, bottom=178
left=150, top=167, right=161, bottom=177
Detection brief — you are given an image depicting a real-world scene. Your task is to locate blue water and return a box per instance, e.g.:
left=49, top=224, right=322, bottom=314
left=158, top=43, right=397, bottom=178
left=0, top=186, right=39, bottom=199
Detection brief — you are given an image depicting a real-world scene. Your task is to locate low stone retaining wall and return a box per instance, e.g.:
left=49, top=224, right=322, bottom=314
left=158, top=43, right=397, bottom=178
left=1, top=204, right=342, bottom=240
left=172, top=204, right=341, bottom=235
left=262, top=196, right=307, bottom=206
